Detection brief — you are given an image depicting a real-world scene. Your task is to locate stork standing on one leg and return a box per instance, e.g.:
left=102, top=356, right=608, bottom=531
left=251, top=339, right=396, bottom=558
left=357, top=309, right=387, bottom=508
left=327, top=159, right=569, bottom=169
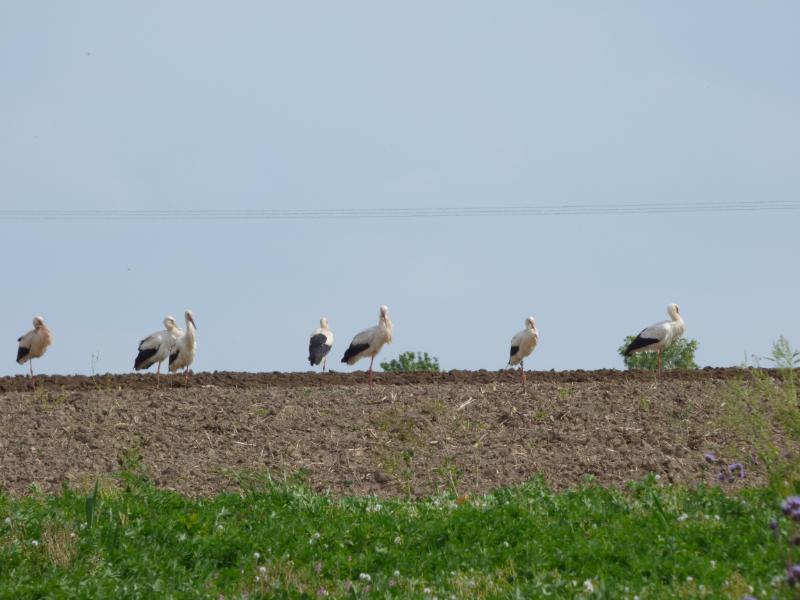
left=308, top=317, right=334, bottom=372
left=16, top=315, right=53, bottom=388
left=624, top=303, right=685, bottom=376
left=341, top=305, right=393, bottom=386
left=508, top=316, right=539, bottom=389
left=134, top=316, right=183, bottom=386
left=169, top=310, right=197, bottom=384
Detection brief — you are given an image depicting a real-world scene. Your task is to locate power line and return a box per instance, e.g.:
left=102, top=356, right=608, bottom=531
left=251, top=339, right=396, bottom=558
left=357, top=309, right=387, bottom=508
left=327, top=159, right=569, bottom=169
left=0, top=201, right=797, bottom=221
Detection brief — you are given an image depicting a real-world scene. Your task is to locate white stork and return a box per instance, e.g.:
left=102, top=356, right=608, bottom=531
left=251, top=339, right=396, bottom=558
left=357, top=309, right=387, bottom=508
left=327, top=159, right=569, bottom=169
left=341, top=305, right=393, bottom=386
left=508, top=316, right=539, bottom=387
left=624, top=303, right=685, bottom=374
left=168, top=310, right=197, bottom=384
left=134, top=315, right=183, bottom=386
left=308, top=317, right=334, bottom=372
left=16, top=315, right=53, bottom=387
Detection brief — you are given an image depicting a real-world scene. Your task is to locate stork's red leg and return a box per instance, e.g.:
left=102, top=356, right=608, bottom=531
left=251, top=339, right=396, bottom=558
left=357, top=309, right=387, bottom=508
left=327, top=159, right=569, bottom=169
left=368, top=356, right=374, bottom=387
left=323, top=356, right=327, bottom=373
left=156, top=362, right=161, bottom=387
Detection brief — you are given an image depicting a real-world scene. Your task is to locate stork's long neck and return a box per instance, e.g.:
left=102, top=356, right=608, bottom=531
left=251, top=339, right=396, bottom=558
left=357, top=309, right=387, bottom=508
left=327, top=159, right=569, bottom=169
left=381, top=317, right=393, bottom=343
left=671, top=312, right=685, bottom=335
left=185, top=321, right=196, bottom=343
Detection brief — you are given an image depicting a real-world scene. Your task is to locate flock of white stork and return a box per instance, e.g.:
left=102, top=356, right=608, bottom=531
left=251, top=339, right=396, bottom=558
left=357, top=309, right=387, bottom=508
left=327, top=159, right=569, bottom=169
left=13, top=303, right=686, bottom=388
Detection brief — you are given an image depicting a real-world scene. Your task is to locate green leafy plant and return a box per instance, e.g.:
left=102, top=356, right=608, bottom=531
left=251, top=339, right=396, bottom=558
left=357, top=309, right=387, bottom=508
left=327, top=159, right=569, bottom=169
left=617, top=337, right=699, bottom=371
left=764, top=336, right=800, bottom=370
left=381, top=351, right=440, bottom=372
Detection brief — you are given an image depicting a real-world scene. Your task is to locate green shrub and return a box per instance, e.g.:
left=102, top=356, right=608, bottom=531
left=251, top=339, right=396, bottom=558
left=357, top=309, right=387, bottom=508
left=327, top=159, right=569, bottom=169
left=381, top=351, right=440, bottom=372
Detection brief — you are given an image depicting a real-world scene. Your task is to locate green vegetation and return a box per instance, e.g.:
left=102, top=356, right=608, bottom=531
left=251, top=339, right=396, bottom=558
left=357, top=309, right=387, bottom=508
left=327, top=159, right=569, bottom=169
left=1, top=473, right=798, bottom=599
left=380, top=351, right=440, bottom=372
left=763, top=336, right=800, bottom=371
left=618, top=336, right=699, bottom=371
left=719, top=358, right=800, bottom=494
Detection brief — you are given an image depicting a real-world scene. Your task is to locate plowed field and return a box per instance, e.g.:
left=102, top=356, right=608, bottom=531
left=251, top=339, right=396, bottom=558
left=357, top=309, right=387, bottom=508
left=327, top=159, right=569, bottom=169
left=1, top=368, right=796, bottom=497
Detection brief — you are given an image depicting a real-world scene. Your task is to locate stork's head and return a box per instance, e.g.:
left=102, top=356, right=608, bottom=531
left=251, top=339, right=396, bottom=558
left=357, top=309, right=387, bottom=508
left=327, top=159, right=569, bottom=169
left=320, top=317, right=329, bottom=329
left=379, top=305, right=389, bottom=322
left=185, top=309, right=197, bottom=329
left=525, top=316, right=537, bottom=330
left=164, top=316, right=177, bottom=329
left=32, top=316, right=45, bottom=329
left=667, top=303, right=681, bottom=319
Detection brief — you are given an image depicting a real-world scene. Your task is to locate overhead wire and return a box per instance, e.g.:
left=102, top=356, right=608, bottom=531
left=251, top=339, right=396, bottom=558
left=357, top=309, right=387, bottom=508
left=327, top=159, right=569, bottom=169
left=0, top=201, right=797, bottom=221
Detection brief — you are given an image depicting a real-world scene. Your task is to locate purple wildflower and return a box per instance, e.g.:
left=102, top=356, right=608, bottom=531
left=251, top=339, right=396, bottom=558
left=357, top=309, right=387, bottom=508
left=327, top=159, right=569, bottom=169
left=781, top=496, right=800, bottom=521
left=788, top=563, right=800, bottom=586
left=782, top=496, right=800, bottom=513
left=742, top=596, right=757, bottom=600
left=703, top=452, right=716, bottom=463
left=716, top=472, right=728, bottom=482
left=728, top=463, right=746, bottom=478
left=769, top=519, right=779, bottom=531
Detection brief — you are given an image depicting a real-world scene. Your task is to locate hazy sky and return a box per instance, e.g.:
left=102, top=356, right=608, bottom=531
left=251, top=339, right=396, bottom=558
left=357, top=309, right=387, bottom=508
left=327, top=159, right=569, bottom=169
left=1, top=2, right=798, bottom=376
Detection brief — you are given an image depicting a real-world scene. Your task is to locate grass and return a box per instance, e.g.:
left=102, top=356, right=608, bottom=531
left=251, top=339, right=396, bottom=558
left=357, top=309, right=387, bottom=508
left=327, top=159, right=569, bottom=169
left=1, top=473, right=799, bottom=599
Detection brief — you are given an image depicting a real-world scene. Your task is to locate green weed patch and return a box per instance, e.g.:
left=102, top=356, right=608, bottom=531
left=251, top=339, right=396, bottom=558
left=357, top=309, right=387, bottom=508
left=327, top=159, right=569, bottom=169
left=1, top=475, right=798, bottom=598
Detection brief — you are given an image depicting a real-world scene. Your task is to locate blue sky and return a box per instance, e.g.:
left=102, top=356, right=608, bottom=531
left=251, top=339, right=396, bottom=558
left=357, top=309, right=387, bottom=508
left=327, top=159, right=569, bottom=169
left=1, top=2, right=798, bottom=376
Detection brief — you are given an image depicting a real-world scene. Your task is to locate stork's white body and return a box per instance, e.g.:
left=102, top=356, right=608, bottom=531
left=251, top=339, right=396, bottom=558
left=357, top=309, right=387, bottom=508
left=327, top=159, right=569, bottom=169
left=137, top=328, right=181, bottom=366
left=509, top=323, right=539, bottom=366
left=624, top=304, right=685, bottom=373
left=16, top=316, right=52, bottom=386
left=341, top=305, right=393, bottom=385
left=508, top=316, right=538, bottom=387
left=169, top=310, right=197, bottom=383
left=134, top=316, right=182, bottom=385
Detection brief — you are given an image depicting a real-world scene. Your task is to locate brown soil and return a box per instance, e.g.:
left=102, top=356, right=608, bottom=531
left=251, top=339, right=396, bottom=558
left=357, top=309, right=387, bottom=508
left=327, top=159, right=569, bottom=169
left=0, top=369, right=796, bottom=498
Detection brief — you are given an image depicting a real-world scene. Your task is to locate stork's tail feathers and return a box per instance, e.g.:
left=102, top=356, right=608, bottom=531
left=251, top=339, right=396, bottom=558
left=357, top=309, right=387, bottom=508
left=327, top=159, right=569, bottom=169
left=309, top=346, right=330, bottom=366
left=624, top=335, right=658, bottom=356
left=342, top=343, right=369, bottom=364
left=16, top=346, right=30, bottom=364
left=134, top=348, right=158, bottom=370
left=309, top=334, right=331, bottom=366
